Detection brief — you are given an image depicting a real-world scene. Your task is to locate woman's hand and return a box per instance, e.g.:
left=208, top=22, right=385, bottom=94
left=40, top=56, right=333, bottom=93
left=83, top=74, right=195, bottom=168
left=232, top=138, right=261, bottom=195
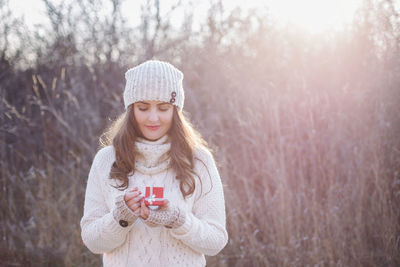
left=141, top=199, right=186, bottom=229
left=124, top=187, right=143, bottom=213
left=140, top=199, right=169, bottom=220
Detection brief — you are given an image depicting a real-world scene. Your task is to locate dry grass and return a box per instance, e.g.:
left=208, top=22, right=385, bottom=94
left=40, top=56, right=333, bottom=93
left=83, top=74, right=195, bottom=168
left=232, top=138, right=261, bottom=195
left=208, top=83, right=400, bottom=266
left=1, top=1, right=400, bottom=266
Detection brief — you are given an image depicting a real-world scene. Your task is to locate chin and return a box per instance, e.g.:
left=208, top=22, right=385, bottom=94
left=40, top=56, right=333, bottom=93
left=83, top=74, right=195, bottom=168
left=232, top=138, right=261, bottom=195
left=143, top=134, right=163, bottom=141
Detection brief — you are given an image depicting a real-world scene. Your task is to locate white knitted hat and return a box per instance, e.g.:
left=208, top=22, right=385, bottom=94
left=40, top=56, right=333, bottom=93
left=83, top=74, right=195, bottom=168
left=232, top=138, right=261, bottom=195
left=123, top=60, right=184, bottom=110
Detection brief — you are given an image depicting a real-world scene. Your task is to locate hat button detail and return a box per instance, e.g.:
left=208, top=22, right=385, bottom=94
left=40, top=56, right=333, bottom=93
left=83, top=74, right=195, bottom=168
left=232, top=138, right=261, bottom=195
left=170, top=91, right=176, bottom=103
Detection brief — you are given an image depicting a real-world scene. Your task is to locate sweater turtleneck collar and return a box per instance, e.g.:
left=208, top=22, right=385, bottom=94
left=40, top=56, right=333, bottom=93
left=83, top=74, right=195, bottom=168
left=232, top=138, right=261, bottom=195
left=134, top=134, right=171, bottom=175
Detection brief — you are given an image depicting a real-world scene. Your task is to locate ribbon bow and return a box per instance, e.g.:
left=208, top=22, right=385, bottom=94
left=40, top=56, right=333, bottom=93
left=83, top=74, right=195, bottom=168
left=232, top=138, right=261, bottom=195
left=146, top=194, right=156, bottom=205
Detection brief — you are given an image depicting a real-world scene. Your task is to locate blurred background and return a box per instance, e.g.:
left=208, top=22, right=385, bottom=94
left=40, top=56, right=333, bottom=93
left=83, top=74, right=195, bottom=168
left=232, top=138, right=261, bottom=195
left=1, top=0, right=400, bottom=266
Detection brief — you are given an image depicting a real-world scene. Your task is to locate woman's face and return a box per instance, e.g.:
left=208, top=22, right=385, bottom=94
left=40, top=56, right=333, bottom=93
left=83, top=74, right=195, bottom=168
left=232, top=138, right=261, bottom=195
left=133, top=100, right=174, bottom=141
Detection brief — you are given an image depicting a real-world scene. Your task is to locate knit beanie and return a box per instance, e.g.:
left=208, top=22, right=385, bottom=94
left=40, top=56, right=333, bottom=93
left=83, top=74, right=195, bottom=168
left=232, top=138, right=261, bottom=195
left=123, top=60, right=185, bottom=110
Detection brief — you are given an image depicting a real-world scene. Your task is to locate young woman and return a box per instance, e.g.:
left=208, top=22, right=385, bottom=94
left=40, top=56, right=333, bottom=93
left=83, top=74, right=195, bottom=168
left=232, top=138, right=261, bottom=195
left=80, top=60, right=228, bottom=266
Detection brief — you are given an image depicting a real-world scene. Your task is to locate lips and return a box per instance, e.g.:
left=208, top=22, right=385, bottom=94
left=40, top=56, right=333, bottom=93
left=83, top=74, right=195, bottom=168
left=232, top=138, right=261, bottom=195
left=146, top=125, right=160, bottom=131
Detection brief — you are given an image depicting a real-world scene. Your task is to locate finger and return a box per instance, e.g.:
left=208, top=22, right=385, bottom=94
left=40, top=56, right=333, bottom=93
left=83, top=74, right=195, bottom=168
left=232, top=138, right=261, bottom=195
left=127, top=187, right=138, bottom=194
left=126, top=197, right=142, bottom=206
left=140, top=199, right=145, bottom=217
left=126, top=196, right=143, bottom=210
left=124, top=190, right=137, bottom=201
left=140, top=199, right=149, bottom=219
left=126, top=193, right=142, bottom=204
left=126, top=201, right=141, bottom=211
left=158, top=199, right=169, bottom=211
left=127, top=189, right=140, bottom=197
left=124, top=190, right=141, bottom=202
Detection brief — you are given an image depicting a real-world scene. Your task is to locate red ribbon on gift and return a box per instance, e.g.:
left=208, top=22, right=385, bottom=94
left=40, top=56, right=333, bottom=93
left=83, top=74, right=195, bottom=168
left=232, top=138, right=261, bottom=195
left=144, top=186, right=164, bottom=206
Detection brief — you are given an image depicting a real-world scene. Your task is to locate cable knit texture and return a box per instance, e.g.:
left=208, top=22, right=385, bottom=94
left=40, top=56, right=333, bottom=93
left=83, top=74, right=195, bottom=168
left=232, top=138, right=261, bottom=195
left=144, top=205, right=186, bottom=229
left=134, top=135, right=171, bottom=175
left=123, top=60, right=185, bottom=110
left=80, top=135, right=228, bottom=267
left=112, top=194, right=140, bottom=226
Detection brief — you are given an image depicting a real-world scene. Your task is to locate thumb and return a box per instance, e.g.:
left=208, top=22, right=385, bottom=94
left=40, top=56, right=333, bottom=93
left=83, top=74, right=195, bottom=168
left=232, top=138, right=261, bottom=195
left=140, top=199, right=149, bottom=219
left=159, top=199, right=169, bottom=211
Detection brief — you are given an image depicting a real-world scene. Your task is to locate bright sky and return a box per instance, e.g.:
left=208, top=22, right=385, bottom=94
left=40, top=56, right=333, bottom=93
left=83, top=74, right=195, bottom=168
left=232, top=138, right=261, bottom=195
left=9, top=0, right=364, bottom=34
left=265, top=0, right=363, bottom=33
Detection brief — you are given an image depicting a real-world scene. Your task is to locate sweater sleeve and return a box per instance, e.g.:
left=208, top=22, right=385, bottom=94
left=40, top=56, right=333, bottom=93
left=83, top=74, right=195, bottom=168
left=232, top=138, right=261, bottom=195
left=169, top=148, right=228, bottom=256
left=80, top=148, right=134, bottom=254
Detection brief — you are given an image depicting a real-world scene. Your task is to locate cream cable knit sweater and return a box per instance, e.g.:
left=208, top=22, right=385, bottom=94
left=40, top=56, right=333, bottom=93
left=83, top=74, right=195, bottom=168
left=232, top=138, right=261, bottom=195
left=80, top=135, right=228, bottom=266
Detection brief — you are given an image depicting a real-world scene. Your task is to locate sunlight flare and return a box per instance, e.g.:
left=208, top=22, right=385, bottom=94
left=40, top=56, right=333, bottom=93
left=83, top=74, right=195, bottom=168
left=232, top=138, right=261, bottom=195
left=266, top=0, right=363, bottom=33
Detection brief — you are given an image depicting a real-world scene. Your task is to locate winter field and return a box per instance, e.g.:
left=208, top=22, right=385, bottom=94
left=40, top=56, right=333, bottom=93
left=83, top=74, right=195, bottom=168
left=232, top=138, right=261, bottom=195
left=1, top=0, right=400, bottom=266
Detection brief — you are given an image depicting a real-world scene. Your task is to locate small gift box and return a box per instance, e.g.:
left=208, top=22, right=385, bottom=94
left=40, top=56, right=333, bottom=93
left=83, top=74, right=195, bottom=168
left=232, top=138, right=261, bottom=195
left=144, top=186, right=164, bottom=206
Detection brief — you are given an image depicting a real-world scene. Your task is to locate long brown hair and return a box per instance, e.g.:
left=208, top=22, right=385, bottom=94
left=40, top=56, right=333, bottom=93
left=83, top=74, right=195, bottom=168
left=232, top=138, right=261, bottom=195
left=99, top=105, right=210, bottom=198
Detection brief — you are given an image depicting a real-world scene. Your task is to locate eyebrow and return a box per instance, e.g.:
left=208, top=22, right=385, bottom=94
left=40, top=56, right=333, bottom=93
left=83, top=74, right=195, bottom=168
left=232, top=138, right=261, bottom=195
left=137, top=101, right=170, bottom=106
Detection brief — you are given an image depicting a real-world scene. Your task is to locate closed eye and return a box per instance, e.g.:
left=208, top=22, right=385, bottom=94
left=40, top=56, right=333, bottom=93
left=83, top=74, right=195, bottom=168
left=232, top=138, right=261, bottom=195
left=135, top=102, right=171, bottom=112
left=137, top=107, right=169, bottom=112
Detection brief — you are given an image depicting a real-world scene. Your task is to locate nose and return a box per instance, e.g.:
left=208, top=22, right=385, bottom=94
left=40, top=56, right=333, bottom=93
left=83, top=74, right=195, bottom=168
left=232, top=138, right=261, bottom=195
left=148, top=109, right=159, bottom=123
